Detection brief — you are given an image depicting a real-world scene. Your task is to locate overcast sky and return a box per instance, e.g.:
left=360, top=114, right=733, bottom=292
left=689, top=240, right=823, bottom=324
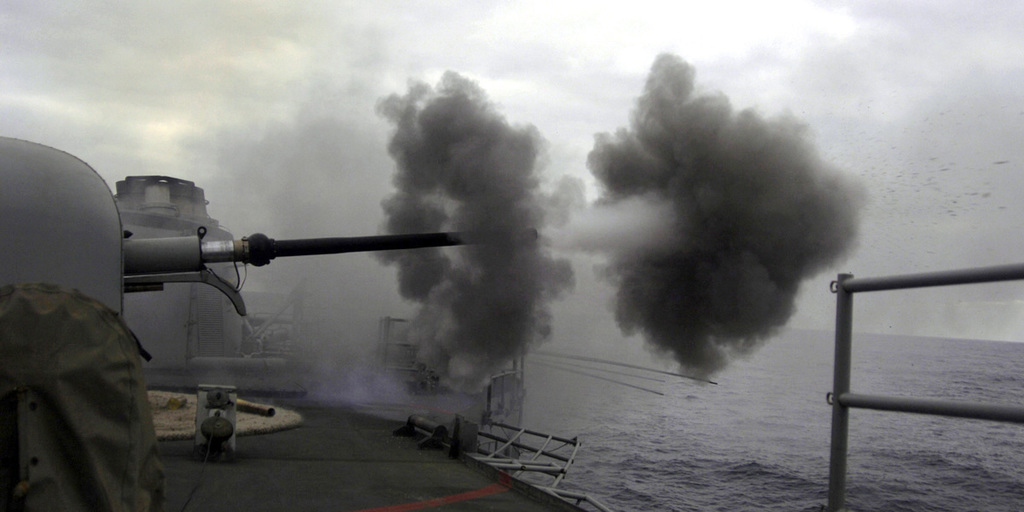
left=4, top=1, right=1024, bottom=363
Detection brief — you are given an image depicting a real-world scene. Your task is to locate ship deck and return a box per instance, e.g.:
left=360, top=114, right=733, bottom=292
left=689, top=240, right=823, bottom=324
left=158, top=401, right=578, bottom=512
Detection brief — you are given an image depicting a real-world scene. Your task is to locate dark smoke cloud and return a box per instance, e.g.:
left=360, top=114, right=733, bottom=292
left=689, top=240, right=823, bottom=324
left=588, top=54, right=865, bottom=377
left=376, top=72, right=574, bottom=390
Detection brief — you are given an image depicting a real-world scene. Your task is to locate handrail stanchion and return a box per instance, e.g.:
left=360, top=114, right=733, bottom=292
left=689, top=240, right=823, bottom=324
left=827, top=274, right=854, bottom=512
left=825, top=263, right=1024, bottom=511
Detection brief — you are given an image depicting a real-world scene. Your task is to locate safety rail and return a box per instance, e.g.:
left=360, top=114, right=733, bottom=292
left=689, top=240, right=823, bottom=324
left=826, top=263, right=1024, bottom=512
left=473, top=422, right=615, bottom=512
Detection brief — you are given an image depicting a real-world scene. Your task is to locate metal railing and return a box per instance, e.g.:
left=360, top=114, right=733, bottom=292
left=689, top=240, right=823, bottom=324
left=826, top=263, right=1024, bottom=511
left=474, top=422, right=615, bottom=512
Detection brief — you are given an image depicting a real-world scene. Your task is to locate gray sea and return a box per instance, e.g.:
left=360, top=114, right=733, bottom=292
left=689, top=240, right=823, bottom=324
left=522, top=330, right=1024, bottom=512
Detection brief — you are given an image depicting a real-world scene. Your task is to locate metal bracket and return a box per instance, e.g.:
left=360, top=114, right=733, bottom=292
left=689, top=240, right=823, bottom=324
left=123, top=269, right=247, bottom=315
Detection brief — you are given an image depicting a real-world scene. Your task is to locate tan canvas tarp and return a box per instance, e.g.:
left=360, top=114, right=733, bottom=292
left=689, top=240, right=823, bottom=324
left=0, top=283, right=164, bottom=511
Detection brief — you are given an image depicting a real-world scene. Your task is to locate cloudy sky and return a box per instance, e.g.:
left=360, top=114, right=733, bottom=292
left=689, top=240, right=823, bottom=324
left=4, top=1, right=1024, bottom=364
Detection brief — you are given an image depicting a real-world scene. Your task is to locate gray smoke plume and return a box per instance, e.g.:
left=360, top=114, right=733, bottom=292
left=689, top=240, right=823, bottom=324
left=588, top=54, right=865, bottom=377
left=376, top=72, right=574, bottom=390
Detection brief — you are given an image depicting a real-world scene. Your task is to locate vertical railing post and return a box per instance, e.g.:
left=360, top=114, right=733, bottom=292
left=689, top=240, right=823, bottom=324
left=827, top=274, right=854, bottom=511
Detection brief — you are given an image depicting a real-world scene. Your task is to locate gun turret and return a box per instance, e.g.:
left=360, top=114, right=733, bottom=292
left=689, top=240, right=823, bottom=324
left=0, top=137, right=534, bottom=318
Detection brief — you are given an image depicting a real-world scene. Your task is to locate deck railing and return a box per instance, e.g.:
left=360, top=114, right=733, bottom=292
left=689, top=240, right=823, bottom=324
left=474, top=422, right=615, bottom=512
left=827, top=263, right=1024, bottom=511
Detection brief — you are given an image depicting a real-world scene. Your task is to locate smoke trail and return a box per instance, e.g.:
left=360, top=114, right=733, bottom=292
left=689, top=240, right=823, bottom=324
left=588, top=54, right=865, bottom=377
left=551, top=195, right=681, bottom=256
left=375, top=72, right=574, bottom=390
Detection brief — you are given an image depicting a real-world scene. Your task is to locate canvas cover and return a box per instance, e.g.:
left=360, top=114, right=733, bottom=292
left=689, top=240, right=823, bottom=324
left=0, top=283, right=164, bottom=511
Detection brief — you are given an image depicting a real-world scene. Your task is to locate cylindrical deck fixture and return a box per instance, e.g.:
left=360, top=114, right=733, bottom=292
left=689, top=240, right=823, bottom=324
left=395, top=414, right=446, bottom=437
left=236, top=399, right=276, bottom=417
left=393, top=415, right=450, bottom=450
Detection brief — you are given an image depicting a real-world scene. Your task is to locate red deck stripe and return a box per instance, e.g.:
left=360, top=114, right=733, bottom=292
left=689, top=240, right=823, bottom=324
left=349, top=483, right=509, bottom=512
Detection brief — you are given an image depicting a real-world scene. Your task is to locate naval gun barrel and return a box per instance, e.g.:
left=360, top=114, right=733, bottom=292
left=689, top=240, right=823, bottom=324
left=235, top=232, right=467, bottom=266
left=124, top=229, right=536, bottom=275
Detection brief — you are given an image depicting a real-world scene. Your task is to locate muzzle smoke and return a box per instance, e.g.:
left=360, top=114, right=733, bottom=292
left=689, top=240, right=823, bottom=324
left=376, top=72, right=574, bottom=390
left=587, top=54, right=865, bottom=377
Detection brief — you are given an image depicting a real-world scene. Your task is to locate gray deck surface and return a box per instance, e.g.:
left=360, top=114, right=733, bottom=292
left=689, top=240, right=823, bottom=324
left=159, top=402, right=570, bottom=512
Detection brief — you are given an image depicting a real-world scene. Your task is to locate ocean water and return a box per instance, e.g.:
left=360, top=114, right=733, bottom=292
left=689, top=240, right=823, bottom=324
left=521, top=330, right=1024, bottom=512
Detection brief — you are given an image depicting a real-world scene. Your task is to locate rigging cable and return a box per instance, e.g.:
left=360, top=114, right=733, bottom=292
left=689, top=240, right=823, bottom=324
left=534, top=350, right=717, bottom=385
left=531, top=359, right=664, bottom=396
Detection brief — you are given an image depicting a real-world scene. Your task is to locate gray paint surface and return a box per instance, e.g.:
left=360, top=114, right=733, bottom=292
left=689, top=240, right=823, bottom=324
left=0, top=137, right=123, bottom=313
